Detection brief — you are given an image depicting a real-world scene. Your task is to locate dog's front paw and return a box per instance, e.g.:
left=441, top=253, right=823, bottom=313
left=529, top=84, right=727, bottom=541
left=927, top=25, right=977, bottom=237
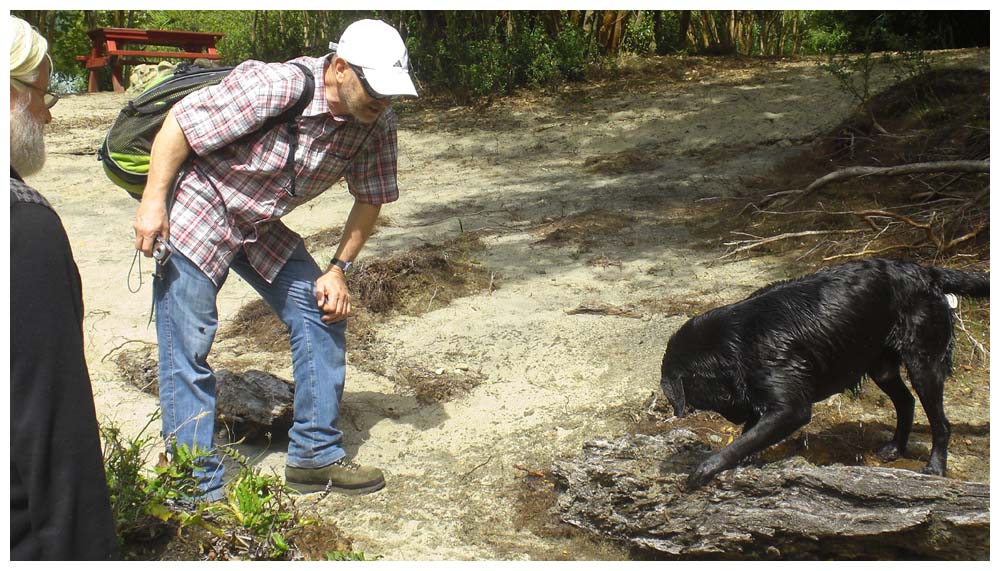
left=686, top=460, right=720, bottom=490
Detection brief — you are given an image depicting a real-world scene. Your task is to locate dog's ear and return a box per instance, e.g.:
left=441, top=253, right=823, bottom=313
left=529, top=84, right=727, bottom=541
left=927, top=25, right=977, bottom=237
left=660, top=374, right=686, bottom=418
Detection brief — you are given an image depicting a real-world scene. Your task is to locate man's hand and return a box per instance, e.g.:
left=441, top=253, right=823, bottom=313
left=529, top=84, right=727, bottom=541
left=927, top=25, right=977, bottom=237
left=134, top=196, right=170, bottom=256
left=315, top=267, right=351, bottom=323
left=133, top=109, right=191, bottom=256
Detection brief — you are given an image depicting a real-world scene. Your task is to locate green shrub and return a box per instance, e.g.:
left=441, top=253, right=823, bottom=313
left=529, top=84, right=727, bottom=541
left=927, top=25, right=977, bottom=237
left=101, top=415, right=326, bottom=560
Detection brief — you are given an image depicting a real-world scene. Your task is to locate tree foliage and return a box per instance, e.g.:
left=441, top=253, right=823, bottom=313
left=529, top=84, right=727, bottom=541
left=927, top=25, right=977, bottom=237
left=12, top=9, right=989, bottom=100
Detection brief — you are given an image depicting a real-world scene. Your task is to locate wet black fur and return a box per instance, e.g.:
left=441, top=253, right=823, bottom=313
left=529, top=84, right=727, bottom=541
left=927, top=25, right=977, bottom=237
left=659, top=258, right=989, bottom=489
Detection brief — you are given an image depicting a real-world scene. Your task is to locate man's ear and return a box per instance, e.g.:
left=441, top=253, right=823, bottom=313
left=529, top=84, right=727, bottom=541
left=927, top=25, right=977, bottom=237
left=331, top=57, right=350, bottom=82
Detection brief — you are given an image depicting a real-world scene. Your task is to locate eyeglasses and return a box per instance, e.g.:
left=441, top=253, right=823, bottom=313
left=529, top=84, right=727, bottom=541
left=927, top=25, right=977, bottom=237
left=349, top=64, right=392, bottom=101
left=12, top=77, right=59, bottom=109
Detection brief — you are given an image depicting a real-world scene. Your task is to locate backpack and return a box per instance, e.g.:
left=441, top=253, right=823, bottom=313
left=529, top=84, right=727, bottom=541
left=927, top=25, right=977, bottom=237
left=99, top=61, right=315, bottom=200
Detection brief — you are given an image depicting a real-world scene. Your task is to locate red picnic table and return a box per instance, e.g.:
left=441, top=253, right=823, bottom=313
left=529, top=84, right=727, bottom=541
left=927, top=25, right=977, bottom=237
left=76, top=27, right=224, bottom=93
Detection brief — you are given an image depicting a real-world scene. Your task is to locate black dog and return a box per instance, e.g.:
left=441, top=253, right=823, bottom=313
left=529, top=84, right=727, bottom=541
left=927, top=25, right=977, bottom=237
left=660, top=258, right=989, bottom=489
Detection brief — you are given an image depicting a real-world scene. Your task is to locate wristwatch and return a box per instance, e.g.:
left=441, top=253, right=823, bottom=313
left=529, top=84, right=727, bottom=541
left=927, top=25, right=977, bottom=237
left=331, top=257, right=353, bottom=272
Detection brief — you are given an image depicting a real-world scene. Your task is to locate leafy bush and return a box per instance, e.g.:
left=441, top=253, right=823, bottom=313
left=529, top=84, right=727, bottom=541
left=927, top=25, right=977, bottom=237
left=101, top=415, right=344, bottom=560
left=803, top=25, right=851, bottom=54
left=622, top=14, right=656, bottom=55
left=511, top=26, right=561, bottom=88
left=553, top=26, right=589, bottom=80
left=102, top=412, right=205, bottom=546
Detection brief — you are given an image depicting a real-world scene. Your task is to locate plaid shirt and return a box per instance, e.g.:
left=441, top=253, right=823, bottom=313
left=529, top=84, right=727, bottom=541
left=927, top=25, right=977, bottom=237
left=170, top=54, right=400, bottom=285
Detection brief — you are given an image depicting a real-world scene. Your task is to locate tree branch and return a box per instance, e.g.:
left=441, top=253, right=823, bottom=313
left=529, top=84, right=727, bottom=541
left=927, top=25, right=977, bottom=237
left=762, top=160, right=991, bottom=209
left=721, top=229, right=864, bottom=259
left=796, top=160, right=989, bottom=200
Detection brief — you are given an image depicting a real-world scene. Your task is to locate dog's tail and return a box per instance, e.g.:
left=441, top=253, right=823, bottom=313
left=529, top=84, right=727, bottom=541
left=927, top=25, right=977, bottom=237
left=930, top=267, right=990, bottom=298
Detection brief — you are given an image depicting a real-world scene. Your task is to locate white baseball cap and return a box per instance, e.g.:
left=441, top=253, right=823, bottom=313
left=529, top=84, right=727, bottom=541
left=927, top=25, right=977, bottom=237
left=331, top=19, right=417, bottom=98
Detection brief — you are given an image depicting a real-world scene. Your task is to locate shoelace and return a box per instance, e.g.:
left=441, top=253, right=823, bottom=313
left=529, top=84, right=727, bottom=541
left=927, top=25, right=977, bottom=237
left=333, top=459, right=360, bottom=471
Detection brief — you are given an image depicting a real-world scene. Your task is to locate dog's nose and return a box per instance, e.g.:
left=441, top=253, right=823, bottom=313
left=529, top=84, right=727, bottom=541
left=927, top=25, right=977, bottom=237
left=661, top=374, right=686, bottom=418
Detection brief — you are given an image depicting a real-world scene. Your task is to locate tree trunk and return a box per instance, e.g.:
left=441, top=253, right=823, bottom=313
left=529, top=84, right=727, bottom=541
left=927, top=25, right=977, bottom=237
left=609, top=10, right=628, bottom=55
left=677, top=10, right=691, bottom=51
left=791, top=11, right=801, bottom=56
left=553, top=431, right=989, bottom=560
left=700, top=11, right=719, bottom=49
left=725, top=10, right=737, bottom=54
left=652, top=11, right=666, bottom=55
left=697, top=11, right=711, bottom=48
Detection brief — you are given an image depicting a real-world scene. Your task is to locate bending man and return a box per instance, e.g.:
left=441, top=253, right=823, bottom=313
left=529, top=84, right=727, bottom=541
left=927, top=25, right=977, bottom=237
left=133, top=19, right=418, bottom=500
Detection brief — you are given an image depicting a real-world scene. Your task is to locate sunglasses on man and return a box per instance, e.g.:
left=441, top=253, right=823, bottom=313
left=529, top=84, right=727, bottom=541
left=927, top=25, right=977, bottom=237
left=13, top=77, right=59, bottom=109
left=349, top=64, right=393, bottom=101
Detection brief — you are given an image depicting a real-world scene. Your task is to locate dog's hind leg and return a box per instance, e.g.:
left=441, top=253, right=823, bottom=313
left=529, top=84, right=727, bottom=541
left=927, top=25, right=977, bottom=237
left=687, top=402, right=811, bottom=489
left=902, top=298, right=955, bottom=476
left=868, top=353, right=914, bottom=461
left=907, top=360, right=952, bottom=476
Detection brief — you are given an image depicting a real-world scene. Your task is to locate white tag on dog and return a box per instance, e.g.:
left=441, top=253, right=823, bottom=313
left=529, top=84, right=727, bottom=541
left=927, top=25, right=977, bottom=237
left=945, top=293, right=959, bottom=309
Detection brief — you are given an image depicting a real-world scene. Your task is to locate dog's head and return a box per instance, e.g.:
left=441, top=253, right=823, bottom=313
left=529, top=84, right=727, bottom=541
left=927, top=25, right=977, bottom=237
left=660, top=373, right=687, bottom=418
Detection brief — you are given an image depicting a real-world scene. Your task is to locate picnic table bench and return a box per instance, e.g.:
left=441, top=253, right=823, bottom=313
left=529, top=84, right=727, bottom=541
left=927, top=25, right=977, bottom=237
left=76, top=27, right=224, bottom=93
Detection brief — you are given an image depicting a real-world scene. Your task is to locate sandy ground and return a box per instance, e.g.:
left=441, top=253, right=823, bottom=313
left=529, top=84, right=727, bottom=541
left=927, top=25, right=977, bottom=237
left=30, top=49, right=989, bottom=560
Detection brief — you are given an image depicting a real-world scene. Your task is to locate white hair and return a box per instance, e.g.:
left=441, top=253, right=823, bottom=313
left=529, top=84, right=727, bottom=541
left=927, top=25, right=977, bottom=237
left=9, top=16, right=51, bottom=90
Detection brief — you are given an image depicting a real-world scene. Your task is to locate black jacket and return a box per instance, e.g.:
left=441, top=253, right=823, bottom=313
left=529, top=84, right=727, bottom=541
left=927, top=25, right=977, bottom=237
left=10, top=168, right=119, bottom=560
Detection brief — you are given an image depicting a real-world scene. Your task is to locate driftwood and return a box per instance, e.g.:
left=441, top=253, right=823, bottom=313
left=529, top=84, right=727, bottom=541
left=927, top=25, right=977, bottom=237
left=214, top=369, right=294, bottom=437
left=553, top=430, right=989, bottom=560
left=116, top=346, right=294, bottom=438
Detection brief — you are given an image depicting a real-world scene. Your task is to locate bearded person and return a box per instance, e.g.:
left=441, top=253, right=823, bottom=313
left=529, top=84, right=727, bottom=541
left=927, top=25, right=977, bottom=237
left=132, top=19, right=419, bottom=500
left=10, top=15, right=120, bottom=560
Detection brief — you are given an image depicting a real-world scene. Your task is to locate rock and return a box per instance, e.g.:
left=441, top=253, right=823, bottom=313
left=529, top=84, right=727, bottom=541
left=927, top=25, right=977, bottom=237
left=126, top=61, right=176, bottom=94
left=553, top=430, right=989, bottom=560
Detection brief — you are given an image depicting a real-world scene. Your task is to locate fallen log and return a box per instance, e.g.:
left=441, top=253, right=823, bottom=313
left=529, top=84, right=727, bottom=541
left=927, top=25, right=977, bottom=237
left=215, top=369, right=294, bottom=438
left=552, top=430, right=989, bottom=560
left=115, top=346, right=294, bottom=439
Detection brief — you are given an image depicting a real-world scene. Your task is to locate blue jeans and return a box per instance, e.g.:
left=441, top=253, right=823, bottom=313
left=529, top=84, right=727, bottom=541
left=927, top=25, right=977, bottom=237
left=154, top=242, right=347, bottom=500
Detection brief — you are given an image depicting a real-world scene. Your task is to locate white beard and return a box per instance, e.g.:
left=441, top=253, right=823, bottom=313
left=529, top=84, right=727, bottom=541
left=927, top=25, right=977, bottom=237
left=10, top=99, right=46, bottom=177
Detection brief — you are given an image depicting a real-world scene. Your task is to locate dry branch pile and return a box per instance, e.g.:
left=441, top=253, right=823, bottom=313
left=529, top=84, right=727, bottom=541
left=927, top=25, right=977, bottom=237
left=719, top=68, right=989, bottom=267
left=348, top=232, right=494, bottom=315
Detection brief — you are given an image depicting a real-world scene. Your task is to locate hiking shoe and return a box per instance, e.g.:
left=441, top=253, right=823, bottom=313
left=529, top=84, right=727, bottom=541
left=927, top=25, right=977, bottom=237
left=285, top=459, right=385, bottom=495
